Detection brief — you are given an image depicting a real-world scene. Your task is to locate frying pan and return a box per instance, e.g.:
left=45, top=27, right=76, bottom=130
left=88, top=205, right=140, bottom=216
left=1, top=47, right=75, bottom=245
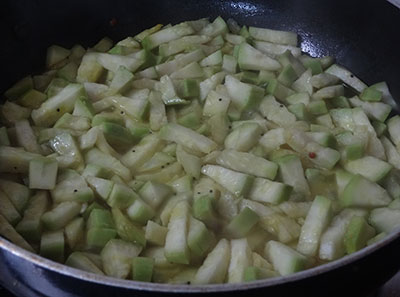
left=1, top=0, right=400, bottom=296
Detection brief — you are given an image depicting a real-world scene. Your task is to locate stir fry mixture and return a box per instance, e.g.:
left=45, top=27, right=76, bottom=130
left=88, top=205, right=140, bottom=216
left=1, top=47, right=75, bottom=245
left=0, top=16, right=400, bottom=284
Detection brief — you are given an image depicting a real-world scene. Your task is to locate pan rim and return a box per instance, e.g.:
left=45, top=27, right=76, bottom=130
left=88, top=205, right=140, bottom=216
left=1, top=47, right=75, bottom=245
left=1, top=226, right=399, bottom=293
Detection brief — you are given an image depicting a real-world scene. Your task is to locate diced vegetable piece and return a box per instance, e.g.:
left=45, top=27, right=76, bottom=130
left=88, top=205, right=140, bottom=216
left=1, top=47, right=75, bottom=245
left=344, top=216, right=375, bottom=254
left=176, top=144, right=202, bottom=179
left=87, top=209, right=114, bottom=230
left=142, top=22, right=194, bottom=50
left=192, top=239, right=231, bottom=284
left=121, top=134, right=164, bottom=172
left=181, top=79, right=200, bottom=98
left=86, top=148, right=131, bottom=181
left=216, top=150, right=278, bottom=180
left=132, top=257, right=154, bottom=282
left=4, top=76, right=33, bottom=100
left=278, top=50, right=305, bottom=76
left=325, top=64, right=367, bottom=92
left=127, top=199, right=155, bottom=225
left=238, top=43, right=281, bottom=71
left=222, top=55, right=238, bottom=73
left=344, top=156, right=392, bottom=182
left=277, top=155, right=310, bottom=200
left=277, top=64, right=298, bottom=87
left=369, top=207, right=400, bottom=234
left=31, top=84, right=85, bottom=127
left=55, top=58, right=77, bottom=81
left=0, top=190, right=21, bottom=226
left=112, top=208, right=146, bottom=247
left=308, top=100, right=328, bottom=115
left=203, top=90, right=231, bottom=117
left=0, top=146, right=42, bottom=174
left=156, top=49, right=205, bottom=77
left=65, top=252, right=104, bottom=275
left=259, top=128, right=285, bottom=153
left=319, top=209, right=367, bottom=261
left=40, top=230, right=65, bottom=262
left=109, top=66, right=134, bottom=94
left=41, top=201, right=81, bottom=231
left=15, top=120, right=42, bottom=154
left=65, top=217, right=84, bottom=249
left=259, top=95, right=296, bottom=127
left=108, top=183, right=138, bottom=208
left=199, top=16, right=228, bottom=37
left=370, top=81, right=396, bottom=107
left=340, top=175, right=392, bottom=208
left=159, top=35, right=211, bottom=57
left=101, top=239, right=142, bottom=279
left=301, top=57, right=323, bottom=75
left=373, top=121, right=387, bottom=137
left=55, top=113, right=91, bottom=130
left=1, top=101, right=30, bottom=124
left=86, top=176, right=114, bottom=200
left=193, top=195, right=219, bottom=228
left=0, top=179, right=30, bottom=213
left=227, top=238, right=252, bottom=283
left=110, top=92, right=149, bottom=120
left=164, top=201, right=190, bottom=264
left=86, top=227, right=117, bottom=250
left=285, top=128, right=340, bottom=170
left=292, top=69, right=312, bottom=95
left=265, top=240, right=307, bottom=276
left=16, top=191, right=49, bottom=242
left=46, top=45, right=70, bottom=68
left=367, top=232, right=387, bottom=246
left=201, top=165, right=254, bottom=197
left=226, top=207, right=260, bottom=238
left=49, top=133, right=84, bottom=169
left=225, top=75, right=264, bottom=111
left=224, top=123, right=262, bottom=152
left=139, top=181, right=173, bottom=209
left=96, top=53, right=143, bottom=73
left=187, top=216, right=213, bottom=257
left=0, top=127, right=10, bottom=146
left=244, top=266, right=277, bottom=281
left=297, top=195, right=332, bottom=256
left=249, top=26, right=298, bottom=45
left=29, top=158, right=58, bottom=190
left=145, top=221, right=168, bottom=246
left=266, top=79, right=295, bottom=103
left=199, top=71, right=226, bottom=101
left=311, top=73, right=340, bottom=89
left=51, top=172, right=94, bottom=203
left=388, top=115, right=400, bottom=148
left=254, top=40, right=301, bottom=58
left=248, top=178, right=292, bottom=205
left=135, top=162, right=183, bottom=183
left=0, top=214, right=34, bottom=252
left=349, top=96, right=391, bottom=122
left=360, top=87, right=382, bottom=102
left=160, top=123, right=217, bottom=154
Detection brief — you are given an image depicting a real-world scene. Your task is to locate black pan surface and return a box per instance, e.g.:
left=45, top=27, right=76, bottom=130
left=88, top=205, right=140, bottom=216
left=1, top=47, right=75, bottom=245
left=0, top=0, right=400, bottom=296
left=1, top=0, right=400, bottom=101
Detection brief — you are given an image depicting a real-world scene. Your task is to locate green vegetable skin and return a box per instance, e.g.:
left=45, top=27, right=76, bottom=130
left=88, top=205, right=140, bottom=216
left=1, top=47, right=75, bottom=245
left=1, top=16, right=399, bottom=285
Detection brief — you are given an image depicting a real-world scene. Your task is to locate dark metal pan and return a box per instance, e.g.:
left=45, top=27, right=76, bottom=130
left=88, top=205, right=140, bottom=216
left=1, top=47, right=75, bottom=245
left=1, top=0, right=400, bottom=296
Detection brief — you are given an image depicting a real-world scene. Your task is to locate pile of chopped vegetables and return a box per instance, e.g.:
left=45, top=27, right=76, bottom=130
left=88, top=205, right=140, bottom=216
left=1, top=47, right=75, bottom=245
left=1, top=16, right=400, bottom=284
